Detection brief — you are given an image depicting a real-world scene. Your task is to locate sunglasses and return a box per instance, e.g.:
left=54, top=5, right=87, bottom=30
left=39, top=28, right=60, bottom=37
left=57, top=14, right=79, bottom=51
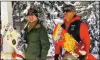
left=63, top=9, right=72, bottom=13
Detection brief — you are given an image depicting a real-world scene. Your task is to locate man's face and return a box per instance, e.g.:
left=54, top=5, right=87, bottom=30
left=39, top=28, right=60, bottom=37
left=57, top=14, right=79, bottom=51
left=27, top=14, right=37, bottom=22
left=63, top=8, right=75, bottom=21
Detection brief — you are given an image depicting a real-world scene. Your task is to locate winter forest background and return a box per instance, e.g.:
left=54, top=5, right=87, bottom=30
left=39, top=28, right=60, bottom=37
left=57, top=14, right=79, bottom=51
left=12, top=1, right=99, bottom=59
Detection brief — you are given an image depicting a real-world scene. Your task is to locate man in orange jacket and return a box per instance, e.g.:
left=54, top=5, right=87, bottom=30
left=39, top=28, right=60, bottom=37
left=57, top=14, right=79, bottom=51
left=54, top=4, right=96, bottom=60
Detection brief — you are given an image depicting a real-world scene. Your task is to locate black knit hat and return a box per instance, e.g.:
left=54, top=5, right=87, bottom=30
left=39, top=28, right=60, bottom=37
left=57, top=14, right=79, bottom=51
left=62, top=4, right=76, bottom=12
left=27, top=7, right=38, bottom=17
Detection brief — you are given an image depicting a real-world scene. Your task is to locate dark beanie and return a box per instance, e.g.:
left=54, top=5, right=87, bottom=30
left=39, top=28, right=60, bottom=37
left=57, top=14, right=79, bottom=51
left=27, top=7, right=38, bottom=17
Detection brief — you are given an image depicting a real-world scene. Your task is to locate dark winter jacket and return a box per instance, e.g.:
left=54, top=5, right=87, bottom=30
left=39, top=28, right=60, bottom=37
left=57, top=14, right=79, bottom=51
left=24, top=21, right=50, bottom=60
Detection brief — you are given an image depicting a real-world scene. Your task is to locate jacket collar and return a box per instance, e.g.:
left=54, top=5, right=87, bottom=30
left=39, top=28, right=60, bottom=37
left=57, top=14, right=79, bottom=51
left=62, top=15, right=81, bottom=30
left=64, top=15, right=81, bottom=24
left=27, top=21, right=41, bottom=32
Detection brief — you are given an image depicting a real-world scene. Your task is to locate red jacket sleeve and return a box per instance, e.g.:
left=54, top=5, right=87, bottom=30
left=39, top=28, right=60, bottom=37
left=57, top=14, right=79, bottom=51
left=80, top=23, right=91, bottom=53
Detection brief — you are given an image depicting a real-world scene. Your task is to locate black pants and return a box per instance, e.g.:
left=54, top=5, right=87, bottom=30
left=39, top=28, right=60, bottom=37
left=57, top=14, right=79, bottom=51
left=78, top=55, right=86, bottom=60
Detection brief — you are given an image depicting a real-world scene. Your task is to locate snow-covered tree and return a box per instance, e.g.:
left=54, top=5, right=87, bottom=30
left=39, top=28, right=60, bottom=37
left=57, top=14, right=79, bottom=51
left=12, top=1, right=100, bottom=59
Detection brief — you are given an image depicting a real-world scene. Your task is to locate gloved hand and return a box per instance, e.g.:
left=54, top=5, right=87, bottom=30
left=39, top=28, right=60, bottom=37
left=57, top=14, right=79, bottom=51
left=55, top=54, right=59, bottom=60
left=78, top=55, right=86, bottom=60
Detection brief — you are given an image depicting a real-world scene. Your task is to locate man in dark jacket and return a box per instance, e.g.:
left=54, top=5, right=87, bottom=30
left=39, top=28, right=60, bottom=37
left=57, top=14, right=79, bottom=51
left=24, top=7, right=50, bottom=60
